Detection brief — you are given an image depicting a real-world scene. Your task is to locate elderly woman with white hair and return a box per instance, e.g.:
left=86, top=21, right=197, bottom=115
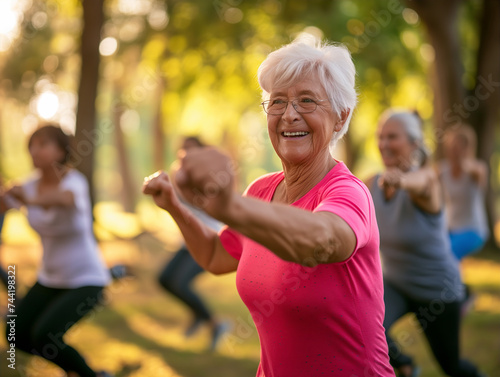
left=367, top=110, right=485, bottom=377
left=144, top=36, right=395, bottom=377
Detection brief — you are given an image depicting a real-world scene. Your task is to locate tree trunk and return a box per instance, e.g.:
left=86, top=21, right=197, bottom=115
left=407, top=0, right=499, bottom=247
left=472, top=0, right=500, bottom=248
left=74, top=0, right=104, bottom=207
left=113, top=101, right=137, bottom=212
left=405, top=0, right=465, bottom=157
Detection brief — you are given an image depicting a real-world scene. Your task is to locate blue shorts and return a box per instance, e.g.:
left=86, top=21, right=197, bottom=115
left=449, top=229, right=486, bottom=260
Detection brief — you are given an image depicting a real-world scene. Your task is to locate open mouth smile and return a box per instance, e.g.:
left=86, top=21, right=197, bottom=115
left=282, top=131, right=310, bottom=137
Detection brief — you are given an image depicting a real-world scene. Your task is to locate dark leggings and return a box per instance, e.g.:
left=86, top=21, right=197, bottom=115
left=384, top=281, right=481, bottom=377
left=158, top=246, right=212, bottom=321
left=8, top=282, right=103, bottom=377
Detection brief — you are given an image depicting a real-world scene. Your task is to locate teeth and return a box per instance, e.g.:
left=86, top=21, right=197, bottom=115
left=283, top=131, right=309, bottom=136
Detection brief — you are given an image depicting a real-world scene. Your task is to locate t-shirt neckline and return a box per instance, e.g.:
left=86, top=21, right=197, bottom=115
left=270, top=161, right=345, bottom=205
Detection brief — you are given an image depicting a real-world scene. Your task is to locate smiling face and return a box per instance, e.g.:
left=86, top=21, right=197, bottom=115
left=267, top=73, right=343, bottom=168
left=377, top=118, right=417, bottom=170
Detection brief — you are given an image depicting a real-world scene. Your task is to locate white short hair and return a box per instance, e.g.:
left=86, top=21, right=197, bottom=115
left=257, top=34, right=357, bottom=147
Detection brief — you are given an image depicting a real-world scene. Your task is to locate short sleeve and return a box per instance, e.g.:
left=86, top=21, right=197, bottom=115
left=313, top=179, right=372, bottom=250
left=219, top=225, right=243, bottom=260
left=218, top=171, right=282, bottom=261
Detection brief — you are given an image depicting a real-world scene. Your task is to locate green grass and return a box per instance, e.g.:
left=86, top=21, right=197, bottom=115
left=1, top=235, right=499, bottom=377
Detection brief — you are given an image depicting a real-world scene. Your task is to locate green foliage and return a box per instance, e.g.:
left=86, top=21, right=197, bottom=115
left=0, top=0, right=495, bottom=188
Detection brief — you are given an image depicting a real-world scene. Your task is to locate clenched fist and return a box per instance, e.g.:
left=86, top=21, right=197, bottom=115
left=143, top=147, right=236, bottom=221
left=175, top=147, right=235, bottom=219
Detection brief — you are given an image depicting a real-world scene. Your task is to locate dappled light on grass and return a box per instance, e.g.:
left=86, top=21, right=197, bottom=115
left=70, top=322, right=182, bottom=377
left=1, top=211, right=40, bottom=245
left=17, top=357, right=64, bottom=377
left=474, top=293, right=500, bottom=314
left=1, top=230, right=498, bottom=376
left=99, top=240, right=144, bottom=269
left=94, top=202, right=143, bottom=240
left=461, top=257, right=500, bottom=316
left=462, top=258, right=500, bottom=289
left=117, top=308, right=197, bottom=351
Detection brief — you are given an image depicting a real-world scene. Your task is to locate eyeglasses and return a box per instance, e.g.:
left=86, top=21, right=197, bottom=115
left=261, top=97, right=328, bottom=115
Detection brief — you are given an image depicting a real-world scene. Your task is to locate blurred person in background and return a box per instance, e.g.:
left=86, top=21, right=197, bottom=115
left=144, top=36, right=395, bottom=377
left=367, top=110, right=486, bottom=377
left=0, top=125, right=112, bottom=377
left=437, top=124, right=489, bottom=260
left=158, top=136, right=229, bottom=351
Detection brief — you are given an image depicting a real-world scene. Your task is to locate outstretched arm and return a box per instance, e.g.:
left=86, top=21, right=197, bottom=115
left=9, top=186, right=75, bottom=208
left=174, top=148, right=357, bottom=266
left=214, top=193, right=355, bottom=266
left=379, top=166, right=442, bottom=213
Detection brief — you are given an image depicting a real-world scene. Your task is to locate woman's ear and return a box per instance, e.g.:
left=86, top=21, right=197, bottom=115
left=335, top=109, right=350, bottom=131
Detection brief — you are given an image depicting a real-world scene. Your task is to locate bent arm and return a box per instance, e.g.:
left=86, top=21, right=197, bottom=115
left=143, top=172, right=238, bottom=275
left=217, top=193, right=356, bottom=266
left=465, top=159, right=488, bottom=189
left=29, top=190, right=75, bottom=208
left=6, top=185, right=74, bottom=209
left=383, top=167, right=442, bottom=213
left=168, top=202, right=238, bottom=274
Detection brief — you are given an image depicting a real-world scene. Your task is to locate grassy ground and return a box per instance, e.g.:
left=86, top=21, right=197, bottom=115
left=0, top=228, right=499, bottom=376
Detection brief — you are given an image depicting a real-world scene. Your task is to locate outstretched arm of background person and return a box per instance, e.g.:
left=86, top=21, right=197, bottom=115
left=0, top=185, right=22, bottom=213
left=6, top=185, right=74, bottom=209
left=463, top=159, right=488, bottom=189
left=143, top=171, right=238, bottom=275
left=174, top=148, right=357, bottom=267
left=379, top=166, right=442, bottom=214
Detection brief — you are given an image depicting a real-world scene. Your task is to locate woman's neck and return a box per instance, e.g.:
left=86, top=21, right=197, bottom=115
left=39, top=165, right=68, bottom=184
left=279, top=155, right=336, bottom=204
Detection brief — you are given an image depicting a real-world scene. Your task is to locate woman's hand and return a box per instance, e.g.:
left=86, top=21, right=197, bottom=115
left=378, top=168, right=404, bottom=189
left=142, top=171, right=182, bottom=214
left=175, top=147, right=235, bottom=220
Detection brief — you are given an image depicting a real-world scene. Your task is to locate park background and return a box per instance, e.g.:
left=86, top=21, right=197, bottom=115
left=0, top=0, right=499, bottom=376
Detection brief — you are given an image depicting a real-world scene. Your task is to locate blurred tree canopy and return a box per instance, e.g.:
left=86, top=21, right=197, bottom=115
left=0, top=0, right=498, bottom=239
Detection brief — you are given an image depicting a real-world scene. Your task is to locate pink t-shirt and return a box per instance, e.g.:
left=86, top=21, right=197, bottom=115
left=220, top=162, right=394, bottom=377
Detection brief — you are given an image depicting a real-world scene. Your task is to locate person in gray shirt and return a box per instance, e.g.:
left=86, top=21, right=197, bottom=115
left=366, top=110, right=485, bottom=377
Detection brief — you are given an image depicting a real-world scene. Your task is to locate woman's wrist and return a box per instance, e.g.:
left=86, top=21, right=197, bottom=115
left=211, top=191, right=239, bottom=225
